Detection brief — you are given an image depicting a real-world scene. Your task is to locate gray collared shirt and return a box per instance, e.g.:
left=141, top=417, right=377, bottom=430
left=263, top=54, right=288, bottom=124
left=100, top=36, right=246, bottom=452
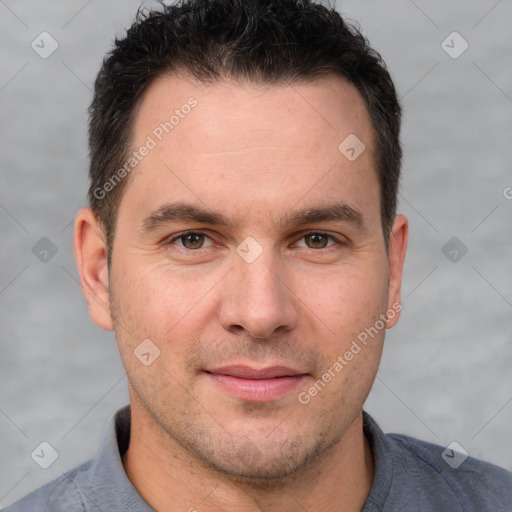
left=3, top=405, right=511, bottom=511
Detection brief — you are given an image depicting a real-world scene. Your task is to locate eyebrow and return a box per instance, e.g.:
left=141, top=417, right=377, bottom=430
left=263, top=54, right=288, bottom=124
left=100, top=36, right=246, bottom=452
left=140, top=201, right=367, bottom=234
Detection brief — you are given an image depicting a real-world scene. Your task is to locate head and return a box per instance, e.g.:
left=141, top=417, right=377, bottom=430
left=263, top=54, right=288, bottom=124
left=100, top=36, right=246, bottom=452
left=76, top=0, right=407, bottom=485
left=88, top=0, right=402, bottom=263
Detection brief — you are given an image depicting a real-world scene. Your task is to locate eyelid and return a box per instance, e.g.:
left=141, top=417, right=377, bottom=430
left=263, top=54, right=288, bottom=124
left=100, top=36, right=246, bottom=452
left=165, top=230, right=215, bottom=249
left=293, top=230, right=344, bottom=249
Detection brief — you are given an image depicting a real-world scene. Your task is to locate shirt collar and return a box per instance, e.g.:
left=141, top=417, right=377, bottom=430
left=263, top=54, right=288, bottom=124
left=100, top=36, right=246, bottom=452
left=85, top=405, right=390, bottom=511
left=362, top=410, right=393, bottom=510
left=88, top=404, right=154, bottom=511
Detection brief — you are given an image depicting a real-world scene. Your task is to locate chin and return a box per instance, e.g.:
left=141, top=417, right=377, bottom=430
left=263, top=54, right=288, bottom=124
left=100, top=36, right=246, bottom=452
left=190, top=430, right=336, bottom=489
left=206, top=458, right=309, bottom=489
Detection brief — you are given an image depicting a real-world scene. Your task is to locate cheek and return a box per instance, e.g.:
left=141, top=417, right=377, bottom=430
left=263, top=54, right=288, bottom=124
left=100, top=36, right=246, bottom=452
left=110, top=262, right=217, bottom=355
left=109, top=266, right=199, bottom=400
left=298, top=263, right=389, bottom=334
left=295, top=262, right=389, bottom=400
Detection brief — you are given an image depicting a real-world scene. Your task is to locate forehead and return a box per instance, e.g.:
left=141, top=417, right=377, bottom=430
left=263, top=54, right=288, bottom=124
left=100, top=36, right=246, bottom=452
left=133, top=73, right=373, bottom=153
left=119, top=73, right=378, bottom=231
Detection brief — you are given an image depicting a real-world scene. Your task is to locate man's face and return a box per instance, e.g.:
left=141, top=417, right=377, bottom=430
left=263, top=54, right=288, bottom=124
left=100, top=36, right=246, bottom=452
left=85, top=74, right=406, bottom=480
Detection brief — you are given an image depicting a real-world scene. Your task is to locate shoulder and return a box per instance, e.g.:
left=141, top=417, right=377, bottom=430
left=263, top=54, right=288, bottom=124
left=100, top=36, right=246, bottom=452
left=388, top=432, right=512, bottom=511
left=2, top=460, right=93, bottom=512
left=2, top=405, right=138, bottom=512
left=362, top=412, right=512, bottom=511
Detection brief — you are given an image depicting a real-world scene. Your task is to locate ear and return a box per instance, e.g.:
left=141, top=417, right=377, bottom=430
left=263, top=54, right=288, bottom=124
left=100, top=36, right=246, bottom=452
left=73, top=207, right=114, bottom=331
left=385, top=214, right=408, bottom=329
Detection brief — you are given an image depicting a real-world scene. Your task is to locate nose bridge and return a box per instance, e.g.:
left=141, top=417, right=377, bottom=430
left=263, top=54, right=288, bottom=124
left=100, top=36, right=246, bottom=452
left=239, top=251, right=281, bottom=303
left=235, top=235, right=282, bottom=293
left=219, top=242, right=297, bottom=338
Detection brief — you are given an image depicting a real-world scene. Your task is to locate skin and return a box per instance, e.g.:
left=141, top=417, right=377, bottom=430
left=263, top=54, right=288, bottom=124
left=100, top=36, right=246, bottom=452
left=74, top=73, right=408, bottom=511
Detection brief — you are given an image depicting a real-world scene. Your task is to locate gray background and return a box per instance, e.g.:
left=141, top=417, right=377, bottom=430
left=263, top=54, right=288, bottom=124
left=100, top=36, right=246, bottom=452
left=1, top=0, right=511, bottom=507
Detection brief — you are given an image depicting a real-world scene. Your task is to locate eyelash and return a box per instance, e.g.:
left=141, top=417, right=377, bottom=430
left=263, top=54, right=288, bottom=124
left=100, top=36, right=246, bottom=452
left=164, top=230, right=344, bottom=252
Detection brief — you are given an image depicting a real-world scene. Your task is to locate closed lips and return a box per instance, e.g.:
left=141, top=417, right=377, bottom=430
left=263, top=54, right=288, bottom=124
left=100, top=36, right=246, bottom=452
left=205, top=365, right=307, bottom=379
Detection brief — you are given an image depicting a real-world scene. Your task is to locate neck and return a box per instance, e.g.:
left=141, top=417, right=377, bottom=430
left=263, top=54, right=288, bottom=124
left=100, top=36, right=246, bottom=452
left=122, top=401, right=374, bottom=512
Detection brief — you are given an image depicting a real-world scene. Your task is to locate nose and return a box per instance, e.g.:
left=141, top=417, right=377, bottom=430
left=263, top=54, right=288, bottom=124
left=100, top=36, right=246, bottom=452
left=218, top=251, right=298, bottom=340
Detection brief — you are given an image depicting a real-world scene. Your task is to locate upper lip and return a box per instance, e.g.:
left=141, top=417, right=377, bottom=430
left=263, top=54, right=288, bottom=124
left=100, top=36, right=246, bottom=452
left=205, top=365, right=307, bottom=380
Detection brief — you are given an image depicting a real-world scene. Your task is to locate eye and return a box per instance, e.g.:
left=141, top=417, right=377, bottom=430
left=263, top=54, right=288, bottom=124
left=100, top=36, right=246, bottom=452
left=167, top=231, right=214, bottom=250
left=164, top=230, right=343, bottom=253
left=296, top=232, right=340, bottom=250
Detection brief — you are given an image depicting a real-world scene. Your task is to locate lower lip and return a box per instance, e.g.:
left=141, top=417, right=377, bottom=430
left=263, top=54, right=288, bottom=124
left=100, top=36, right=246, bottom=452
left=206, top=373, right=308, bottom=402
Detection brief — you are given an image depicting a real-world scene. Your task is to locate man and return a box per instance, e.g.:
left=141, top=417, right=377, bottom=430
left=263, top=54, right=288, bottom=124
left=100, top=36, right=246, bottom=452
left=5, top=0, right=511, bottom=510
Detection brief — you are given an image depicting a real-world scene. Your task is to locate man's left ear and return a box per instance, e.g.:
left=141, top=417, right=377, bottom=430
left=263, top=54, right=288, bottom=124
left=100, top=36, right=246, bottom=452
left=386, top=214, right=408, bottom=329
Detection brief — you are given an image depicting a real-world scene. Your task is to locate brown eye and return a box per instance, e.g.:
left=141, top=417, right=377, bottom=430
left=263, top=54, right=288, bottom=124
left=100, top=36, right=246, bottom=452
left=180, top=233, right=206, bottom=249
left=180, top=233, right=204, bottom=249
left=304, top=233, right=330, bottom=249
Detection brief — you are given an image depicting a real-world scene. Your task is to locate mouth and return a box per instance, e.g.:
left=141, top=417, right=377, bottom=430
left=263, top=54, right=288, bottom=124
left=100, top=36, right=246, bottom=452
left=204, top=365, right=310, bottom=402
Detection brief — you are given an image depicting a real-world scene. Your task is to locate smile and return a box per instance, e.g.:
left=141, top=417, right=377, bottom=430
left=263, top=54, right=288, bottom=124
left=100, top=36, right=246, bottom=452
left=204, top=365, right=310, bottom=402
